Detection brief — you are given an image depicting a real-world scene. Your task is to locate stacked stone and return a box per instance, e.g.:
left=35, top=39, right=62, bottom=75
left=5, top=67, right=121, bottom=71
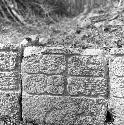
left=22, top=45, right=108, bottom=125
left=109, top=48, right=124, bottom=125
left=0, top=44, right=22, bottom=123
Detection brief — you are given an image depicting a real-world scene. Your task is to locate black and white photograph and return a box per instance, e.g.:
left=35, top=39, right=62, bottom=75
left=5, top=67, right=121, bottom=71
left=0, top=0, right=124, bottom=125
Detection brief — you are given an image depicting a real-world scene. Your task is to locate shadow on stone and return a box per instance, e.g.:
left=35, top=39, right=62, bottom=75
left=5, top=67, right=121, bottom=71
left=105, top=110, right=114, bottom=124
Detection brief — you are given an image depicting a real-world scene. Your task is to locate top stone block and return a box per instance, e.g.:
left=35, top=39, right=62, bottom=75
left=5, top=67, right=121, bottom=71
left=23, top=46, right=103, bottom=57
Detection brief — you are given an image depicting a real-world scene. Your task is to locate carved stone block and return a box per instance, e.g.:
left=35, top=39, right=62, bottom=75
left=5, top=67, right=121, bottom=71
left=22, top=94, right=107, bottom=125
left=0, top=71, right=20, bottom=90
left=67, top=76, right=107, bottom=97
left=40, top=54, right=66, bottom=74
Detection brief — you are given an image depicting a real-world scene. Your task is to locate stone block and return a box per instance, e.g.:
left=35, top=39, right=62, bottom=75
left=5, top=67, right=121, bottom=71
left=22, top=94, right=107, bottom=125
left=23, top=46, right=43, bottom=57
left=67, top=76, right=107, bottom=97
left=23, top=74, right=65, bottom=95
left=0, top=51, right=20, bottom=71
left=22, top=55, right=40, bottom=73
left=110, top=76, right=124, bottom=97
left=0, top=91, right=21, bottom=122
left=68, top=55, right=105, bottom=76
left=46, top=75, right=65, bottom=94
left=40, top=54, right=66, bottom=74
left=0, top=71, right=20, bottom=90
left=110, top=57, right=124, bottom=76
left=22, top=74, right=47, bottom=94
left=68, top=55, right=104, bottom=69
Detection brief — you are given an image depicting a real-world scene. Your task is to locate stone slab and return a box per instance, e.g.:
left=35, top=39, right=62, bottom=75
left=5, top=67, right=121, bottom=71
left=0, top=51, right=20, bottom=71
left=43, top=47, right=104, bottom=56
left=22, top=55, right=40, bottom=74
left=68, top=55, right=105, bottom=66
left=23, top=47, right=103, bottom=57
left=22, top=74, right=65, bottom=95
left=0, top=71, right=20, bottom=90
left=68, top=55, right=105, bottom=71
left=22, top=74, right=47, bottom=94
left=110, top=57, right=124, bottom=76
left=67, top=76, right=108, bottom=97
left=68, top=55, right=106, bottom=77
left=0, top=91, right=21, bottom=122
left=110, top=76, right=124, bottom=97
left=22, top=94, right=107, bottom=125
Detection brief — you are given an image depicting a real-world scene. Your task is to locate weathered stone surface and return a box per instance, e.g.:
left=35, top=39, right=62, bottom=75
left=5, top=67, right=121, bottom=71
left=109, top=97, right=124, bottom=125
left=23, top=44, right=103, bottom=56
left=40, top=54, right=66, bottom=74
left=42, top=47, right=72, bottom=54
left=22, top=55, right=40, bottom=73
left=110, top=76, right=124, bottom=97
left=23, top=74, right=65, bottom=95
left=0, top=71, right=20, bottom=90
left=47, top=75, right=65, bottom=94
left=0, top=43, right=19, bottom=50
left=110, top=57, right=124, bottom=76
left=79, top=49, right=103, bottom=55
left=23, top=46, right=43, bottom=57
left=23, top=74, right=47, bottom=94
left=67, top=76, right=107, bottom=97
left=68, top=55, right=104, bottom=68
left=22, top=94, right=107, bottom=125
left=110, top=48, right=124, bottom=55
left=0, top=52, right=19, bottom=71
left=22, top=47, right=107, bottom=124
left=42, top=47, right=102, bottom=55
left=0, top=91, right=21, bottom=122
left=68, top=55, right=105, bottom=76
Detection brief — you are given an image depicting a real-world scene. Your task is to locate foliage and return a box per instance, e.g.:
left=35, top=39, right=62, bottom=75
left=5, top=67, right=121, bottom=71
left=0, top=0, right=74, bottom=26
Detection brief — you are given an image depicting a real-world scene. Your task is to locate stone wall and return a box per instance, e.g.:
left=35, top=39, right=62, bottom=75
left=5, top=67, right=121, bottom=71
left=0, top=44, right=22, bottom=123
left=0, top=43, right=123, bottom=125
